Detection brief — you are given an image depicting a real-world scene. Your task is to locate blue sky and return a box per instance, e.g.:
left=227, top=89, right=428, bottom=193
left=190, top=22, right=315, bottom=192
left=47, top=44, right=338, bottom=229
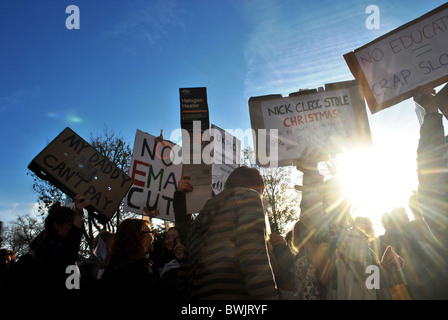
left=1, top=0, right=447, bottom=228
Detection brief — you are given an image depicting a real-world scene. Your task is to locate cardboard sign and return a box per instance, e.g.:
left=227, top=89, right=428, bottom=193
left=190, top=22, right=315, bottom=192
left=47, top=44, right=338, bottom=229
left=179, top=129, right=212, bottom=214
left=28, top=127, right=134, bottom=222
left=180, top=87, right=210, bottom=132
left=179, top=125, right=241, bottom=212
left=210, top=124, right=241, bottom=195
left=182, top=162, right=212, bottom=214
left=124, top=129, right=182, bottom=221
left=344, top=3, right=448, bottom=114
left=179, top=86, right=213, bottom=214
left=248, top=80, right=371, bottom=167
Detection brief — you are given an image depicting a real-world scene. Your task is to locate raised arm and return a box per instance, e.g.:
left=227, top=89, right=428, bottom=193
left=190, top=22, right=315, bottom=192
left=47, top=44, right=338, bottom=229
left=294, top=147, right=327, bottom=244
left=173, top=175, right=194, bottom=244
left=414, top=86, right=448, bottom=245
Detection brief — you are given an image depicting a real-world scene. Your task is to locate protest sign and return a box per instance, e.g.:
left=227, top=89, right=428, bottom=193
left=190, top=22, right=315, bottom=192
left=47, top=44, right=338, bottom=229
left=344, top=3, right=448, bottom=114
left=210, top=124, right=241, bottom=195
left=179, top=125, right=241, bottom=211
left=28, top=127, right=134, bottom=222
left=180, top=87, right=210, bottom=133
left=180, top=129, right=213, bottom=214
left=179, top=86, right=213, bottom=214
left=248, top=80, right=371, bottom=167
left=124, top=129, right=182, bottom=221
left=414, top=83, right=448, bottom=122
left=182, top=162, right=212, bottom=214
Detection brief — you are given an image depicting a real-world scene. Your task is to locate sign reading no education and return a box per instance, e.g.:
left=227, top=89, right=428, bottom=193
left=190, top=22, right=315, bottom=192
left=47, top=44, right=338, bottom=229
left=248, top=80, right=371, bottom=167
left=28, top=127, right=134, bottom=222
left=344, top=3, right=448, bottom=114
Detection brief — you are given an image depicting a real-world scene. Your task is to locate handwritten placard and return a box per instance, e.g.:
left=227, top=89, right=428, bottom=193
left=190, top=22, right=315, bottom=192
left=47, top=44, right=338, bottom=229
left=124, top=129, right=182, bottom=221
left=28, top=127, right=134, bottom=222
left=248, top=81, right=371, bottom=167
left=210, top=124, right=241, bottom=195
left=344, top=3, right=448, bottom=113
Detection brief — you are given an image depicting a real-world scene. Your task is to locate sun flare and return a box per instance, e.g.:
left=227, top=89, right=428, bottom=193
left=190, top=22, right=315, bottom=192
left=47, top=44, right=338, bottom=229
left=335, top=147, right=418, bottom=236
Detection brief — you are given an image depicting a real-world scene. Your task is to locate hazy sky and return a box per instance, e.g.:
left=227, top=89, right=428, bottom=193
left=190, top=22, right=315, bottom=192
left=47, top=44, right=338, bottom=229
left=1, top=0, right=447, bottom=231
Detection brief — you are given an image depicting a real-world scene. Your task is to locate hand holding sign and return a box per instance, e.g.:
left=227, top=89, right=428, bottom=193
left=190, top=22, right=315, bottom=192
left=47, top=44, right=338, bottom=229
left=294, top=146, right=327, bottom=174
left=74, top=194, right=91, bottom=214
left=294, top=146, right=326, bottom=191
left=178, top=175, right=193, bottom=193
left=73, top=195, right=91, bottom=228
left=268, top=232, right=287, bottom=247
left=413, top=85, right=438, bottom=113
left=155, top=129, right=164, bottom=143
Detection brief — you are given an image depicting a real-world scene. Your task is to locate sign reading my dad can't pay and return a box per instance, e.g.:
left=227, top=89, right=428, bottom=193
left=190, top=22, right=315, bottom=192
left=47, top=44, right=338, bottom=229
left=28, top=127, right=134, bottom=221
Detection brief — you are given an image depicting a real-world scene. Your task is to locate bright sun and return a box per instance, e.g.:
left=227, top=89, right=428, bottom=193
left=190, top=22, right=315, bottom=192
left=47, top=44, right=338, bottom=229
left=335, top=146, right=418, bottom=236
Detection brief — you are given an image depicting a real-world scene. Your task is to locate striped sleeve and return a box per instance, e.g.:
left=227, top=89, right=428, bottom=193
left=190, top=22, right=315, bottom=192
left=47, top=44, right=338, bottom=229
left=234, top=190, right=279, bottom=299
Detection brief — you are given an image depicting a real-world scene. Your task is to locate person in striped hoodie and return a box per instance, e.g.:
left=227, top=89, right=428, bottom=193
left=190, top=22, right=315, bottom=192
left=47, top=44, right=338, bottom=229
left=174, top=166, right=279, bottom=300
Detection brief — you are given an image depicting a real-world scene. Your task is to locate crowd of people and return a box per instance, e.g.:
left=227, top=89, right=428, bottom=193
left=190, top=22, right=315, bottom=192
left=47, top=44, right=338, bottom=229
left=1, top=85, right=447, bottom=302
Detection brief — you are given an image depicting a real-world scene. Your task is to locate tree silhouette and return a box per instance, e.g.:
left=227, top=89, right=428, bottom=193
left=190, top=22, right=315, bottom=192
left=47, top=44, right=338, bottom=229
left=243, top=147, right=301, bottom=235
